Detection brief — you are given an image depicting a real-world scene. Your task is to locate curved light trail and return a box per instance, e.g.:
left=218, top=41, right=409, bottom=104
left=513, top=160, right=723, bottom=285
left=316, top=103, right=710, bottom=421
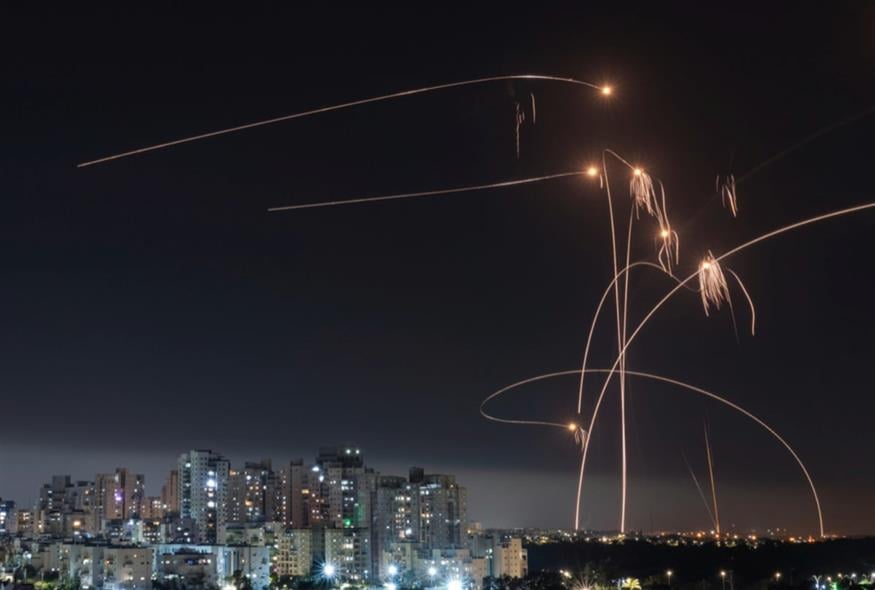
left=77, top=74, right=604, bottom=168
left=578, top=200, right=875, bottom=534
left=482, top=368, right=824, bottom=537
left=268, top=171, right=582, bottom=212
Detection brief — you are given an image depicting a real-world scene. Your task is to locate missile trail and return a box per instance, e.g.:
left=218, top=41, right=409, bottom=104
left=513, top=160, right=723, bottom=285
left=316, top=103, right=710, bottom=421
left=77, top=75, right=603, bottom=168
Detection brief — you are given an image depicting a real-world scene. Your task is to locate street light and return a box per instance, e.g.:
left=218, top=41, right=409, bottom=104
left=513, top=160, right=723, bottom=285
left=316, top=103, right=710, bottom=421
left=665, top=570, right=673, bottom=585
left=719, top=570, right=727, bottom=590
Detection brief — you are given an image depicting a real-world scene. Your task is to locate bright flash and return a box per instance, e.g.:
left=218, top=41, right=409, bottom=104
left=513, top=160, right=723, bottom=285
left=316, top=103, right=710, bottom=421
left=660, top=229, right=670, bottom=239
left=601, top=85, right=612, bottom=96
left=585, top=166, right=599, bottom=178
left=633, top=168, right=643, bottom=176
left=568, top=422, right=577, bottom=431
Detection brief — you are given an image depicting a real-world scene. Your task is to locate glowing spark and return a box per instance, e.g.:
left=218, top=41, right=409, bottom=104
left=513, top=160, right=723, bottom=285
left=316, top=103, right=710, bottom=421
left=717, top=174, right=738, bottom=217
left=76, top=74, right=603, bottom=168
left=601, top=85, right=613, bottom=96
left=698, top=251, right=732, bottom=316
left=629, top=168, right=660, bottom=220
left=530, top=92, right=537, bottom=124
left=585, top=165, right=599, bottom=178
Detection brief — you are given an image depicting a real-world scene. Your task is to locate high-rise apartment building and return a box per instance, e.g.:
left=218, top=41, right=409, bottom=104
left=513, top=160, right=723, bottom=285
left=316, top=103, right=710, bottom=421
left=161, top=470, right=179, bottom=514
left=372, top=475, right=420, bottom=577
left=178, top=449, right=230, bottom=543
left=95, top=468, right=145, bottom=523
left=418, top=473, right=468, bottom=550
left=227, top=460, right=276, bottom=524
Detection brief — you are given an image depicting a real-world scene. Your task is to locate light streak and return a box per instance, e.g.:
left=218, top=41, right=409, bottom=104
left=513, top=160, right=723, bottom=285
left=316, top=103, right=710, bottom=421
left=76, top=74, right=603, bottom=168
left=704, top=420, right=721, bottom=535
left=483, top=367, right=824, bottom=536
left=580, top=199, right=875, bottom=535
left=267, top=172, right=583, bottom=212
left=738, top=103, right=875, bottom=183
left=599, top=149, right=627, bottom=533
left=682, top=451, right=717, bottom=530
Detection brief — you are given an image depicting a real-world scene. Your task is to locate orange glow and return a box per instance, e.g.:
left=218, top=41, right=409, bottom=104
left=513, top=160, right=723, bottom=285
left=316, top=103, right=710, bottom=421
left=585, top=166, right=599, bottom=178
left=633, top=168, right=643, bottom=177
left=601, top=85, right=613, bottom=96
left=568, top=422, right=578, bottom=431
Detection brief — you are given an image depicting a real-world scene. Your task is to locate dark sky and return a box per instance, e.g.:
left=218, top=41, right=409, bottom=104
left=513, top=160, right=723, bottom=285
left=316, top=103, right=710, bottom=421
left=2, top=5, right=875, bottom=534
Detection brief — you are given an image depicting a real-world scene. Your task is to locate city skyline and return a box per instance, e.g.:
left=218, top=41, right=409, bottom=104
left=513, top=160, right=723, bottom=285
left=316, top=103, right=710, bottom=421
left=3, top=3, right=875, bottom=541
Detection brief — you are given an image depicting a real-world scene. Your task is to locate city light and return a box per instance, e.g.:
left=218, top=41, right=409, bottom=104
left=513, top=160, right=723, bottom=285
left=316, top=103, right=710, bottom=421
left=447, top=578, right=463, bottom=590
left=387, top=565, right=398, bottom=576
left=428, top=567, right=438, bottom=577
left=321, top=563, right=336, bottom=579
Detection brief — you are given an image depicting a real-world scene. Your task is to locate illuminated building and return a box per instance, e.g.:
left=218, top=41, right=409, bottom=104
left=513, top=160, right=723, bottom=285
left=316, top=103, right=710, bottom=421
left=275, top=528, right=313, bottom=577
left=416, top=473, right=468, bottom=550
left=161, top=469, right=179, bottom=515
left=372, top=475, right=420, bottom=577
left=227, top=460, right=278, bottom=524
left=0, top=499, right=15, bottom=535
left=178, top=449, right=230, bottom=544
left=95, top=468, right=145, bottom=524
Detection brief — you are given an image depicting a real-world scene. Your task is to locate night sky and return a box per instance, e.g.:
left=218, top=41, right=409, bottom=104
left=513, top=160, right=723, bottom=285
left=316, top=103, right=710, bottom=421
left=3, top=5, right=875, bottom=534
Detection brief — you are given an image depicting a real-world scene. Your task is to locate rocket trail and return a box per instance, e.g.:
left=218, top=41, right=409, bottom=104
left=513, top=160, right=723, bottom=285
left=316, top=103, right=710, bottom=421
left=682, top=451, right=718, bottom=531
left=704, top=420, right=721, bottom=535
left=482, top=368, right=823, bottom=536
left=268, top=172, right=582, bottom=212
left=77, top=75, right=603, bottom=168
left=579, top=199, right=875, bottom=535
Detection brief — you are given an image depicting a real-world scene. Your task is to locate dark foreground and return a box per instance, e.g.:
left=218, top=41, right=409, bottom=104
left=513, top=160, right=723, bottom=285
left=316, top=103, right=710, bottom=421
left=525, top=536, right=875, bottom=588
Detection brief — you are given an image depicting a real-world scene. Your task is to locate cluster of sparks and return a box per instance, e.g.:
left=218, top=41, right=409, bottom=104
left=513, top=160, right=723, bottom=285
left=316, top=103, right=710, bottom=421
left=76, top=73, right=875, bottom=539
